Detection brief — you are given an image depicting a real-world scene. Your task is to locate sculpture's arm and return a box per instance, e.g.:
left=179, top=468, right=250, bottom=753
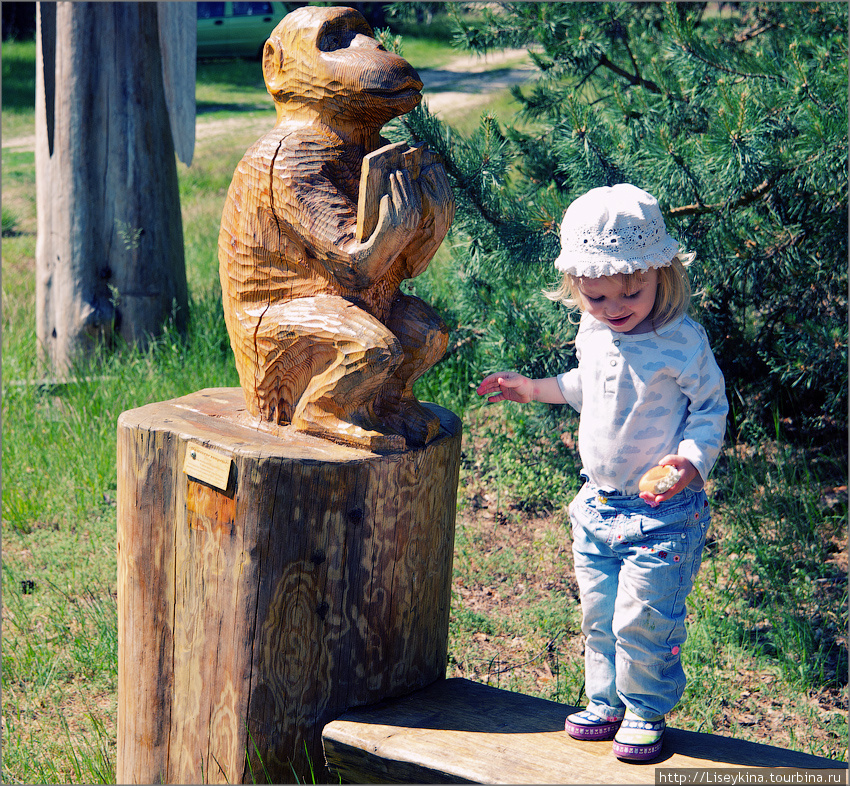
left=345, top=168, right=423, bottom=287
left=282, top=167, right=422, bottom=291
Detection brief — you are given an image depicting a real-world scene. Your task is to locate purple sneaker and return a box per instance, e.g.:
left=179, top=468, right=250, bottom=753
left=564, top=710, right=622, bottom=740
left=612, top=711, right=665, bottom=761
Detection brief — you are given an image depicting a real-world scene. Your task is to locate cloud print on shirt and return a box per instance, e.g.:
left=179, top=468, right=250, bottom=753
left=644, top=441, right=671, bottom=457
left=617, top=444, right=642, bottom=455
left=666, top=331, right=690, bottom=345
left=643, top=406, right=672, bottom=419
left=633, top=425, right=666, bottom=440
left=662, top=349, right=689, bottom=362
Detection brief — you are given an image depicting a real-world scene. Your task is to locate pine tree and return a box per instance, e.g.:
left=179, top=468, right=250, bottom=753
left=400, top=2, right=847, bottom=439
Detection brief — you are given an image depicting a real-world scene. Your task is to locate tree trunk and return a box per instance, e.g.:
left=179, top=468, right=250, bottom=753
left=156, top=1, right=196, bottom=168
left=35, top=1, right=189, bottom=375
left=116, top=388, right=462, bottom=784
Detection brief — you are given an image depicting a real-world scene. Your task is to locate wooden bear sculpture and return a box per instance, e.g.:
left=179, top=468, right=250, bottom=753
left=219, top=5, right=455, bottom=452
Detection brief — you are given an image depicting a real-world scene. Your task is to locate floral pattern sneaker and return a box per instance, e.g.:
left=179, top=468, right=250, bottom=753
left=612, top=709, right=665, bottom=761
left=564, top=709, right=623, bottom=740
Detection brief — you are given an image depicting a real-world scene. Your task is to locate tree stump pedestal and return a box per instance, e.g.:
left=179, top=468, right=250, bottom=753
left=116, top=388, right=461, bottom=784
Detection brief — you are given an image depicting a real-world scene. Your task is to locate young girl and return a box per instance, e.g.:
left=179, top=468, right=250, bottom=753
left=477, top=184, right=728, bottom=761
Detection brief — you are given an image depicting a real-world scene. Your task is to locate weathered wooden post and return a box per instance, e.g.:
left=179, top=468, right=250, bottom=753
left=117, top=6, right=459, bottom=784
left=35, top=2, right=194, bottom=374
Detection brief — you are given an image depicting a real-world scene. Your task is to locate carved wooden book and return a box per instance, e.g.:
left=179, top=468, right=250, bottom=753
left=356, top=141, right=425, bottom=242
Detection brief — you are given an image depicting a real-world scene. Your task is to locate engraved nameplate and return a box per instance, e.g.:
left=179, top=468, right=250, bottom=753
left=183, top=442, right=232, bottom=491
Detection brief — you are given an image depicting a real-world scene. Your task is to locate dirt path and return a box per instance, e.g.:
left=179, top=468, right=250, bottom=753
left=418, top=48, right=537, bottom=116
left=3, top=49, right=537, bottom=152
left=192, top=49, right=536, bottom=142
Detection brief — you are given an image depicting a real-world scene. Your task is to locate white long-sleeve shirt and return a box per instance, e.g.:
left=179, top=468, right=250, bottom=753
left=557, top=312, right=728, bottom=495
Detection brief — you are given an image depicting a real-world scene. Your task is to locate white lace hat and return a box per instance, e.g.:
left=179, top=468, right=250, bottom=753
left=553, top=184, right=681, bottom=277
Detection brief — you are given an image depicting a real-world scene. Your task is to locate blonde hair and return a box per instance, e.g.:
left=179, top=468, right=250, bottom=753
left=545, top=252, right=694, bottom=330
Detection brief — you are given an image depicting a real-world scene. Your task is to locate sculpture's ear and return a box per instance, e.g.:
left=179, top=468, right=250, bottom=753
left=263, top=37, right=286, bottom=98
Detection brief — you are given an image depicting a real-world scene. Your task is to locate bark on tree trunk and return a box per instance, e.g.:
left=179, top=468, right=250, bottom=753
left=35, top=1, right=189, bottom=375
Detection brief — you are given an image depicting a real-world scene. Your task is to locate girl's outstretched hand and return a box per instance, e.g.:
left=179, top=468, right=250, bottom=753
left=639, top=455, right=699, bottom=507
left=477, top=372, right=535, bottom=404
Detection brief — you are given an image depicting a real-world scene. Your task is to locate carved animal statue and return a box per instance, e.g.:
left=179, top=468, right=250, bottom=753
left=219, top=5, right=455, bottom=452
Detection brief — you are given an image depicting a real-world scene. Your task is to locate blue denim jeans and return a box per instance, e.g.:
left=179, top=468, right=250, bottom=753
left=569, top=482, right=710, bottom=721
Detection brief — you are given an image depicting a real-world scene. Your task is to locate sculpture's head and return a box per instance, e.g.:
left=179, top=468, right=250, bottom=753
left=263, top=6, right=423, bottom=128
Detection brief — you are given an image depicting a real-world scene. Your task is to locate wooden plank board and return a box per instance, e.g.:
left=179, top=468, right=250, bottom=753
left=322, top=678, right=845, bottom=784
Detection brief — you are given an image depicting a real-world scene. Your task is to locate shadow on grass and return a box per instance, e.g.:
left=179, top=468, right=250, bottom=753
left=197, top=101, right=269, bottom=115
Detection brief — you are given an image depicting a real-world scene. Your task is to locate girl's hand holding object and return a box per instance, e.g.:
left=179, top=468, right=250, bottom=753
left=638, top=456, right=698, bottom=507
left=639, top=465, right=682, bottom=496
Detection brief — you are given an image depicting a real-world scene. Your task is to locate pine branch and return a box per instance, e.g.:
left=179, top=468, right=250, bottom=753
left=597, top=52, right=663, bottom=94
left=734, top=21, right=777, bottom=44
left=674, top=40, right=787, bottom=86
left=575, top=60, right=603, bottom=92
left=622, top=37, right=644, bottom=87
left=668, top=179, right=771, bottom=217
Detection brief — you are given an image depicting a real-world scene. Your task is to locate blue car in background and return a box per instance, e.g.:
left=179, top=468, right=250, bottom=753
left=197, top=2, right=294, bottom=59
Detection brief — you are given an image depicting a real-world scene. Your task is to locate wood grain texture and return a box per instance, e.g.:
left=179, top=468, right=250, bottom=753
left=116, top=411, right=181, bottom=784
left=322, top=678, right=846, bottom=784
left=218, top=6, right=454, bottom=452
left=117, top=388, right=461, bottom=784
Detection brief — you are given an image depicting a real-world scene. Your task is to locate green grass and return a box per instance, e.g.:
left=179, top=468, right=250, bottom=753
left=1, top=39, right=36, bottom=139
left=2, top=26, right=847, bottom=784
left=195, top=57, right=270, bottom=117
left=1, top=38, right=244, bottom=781
left=703, top=440, right=847, bottom=690
left=383, top=31, right=463, bottom=71
left=437, top=88, right=528, bottom=139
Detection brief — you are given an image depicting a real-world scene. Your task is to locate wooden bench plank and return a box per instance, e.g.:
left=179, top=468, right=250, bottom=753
left=322, top=678, right=845, bottom=784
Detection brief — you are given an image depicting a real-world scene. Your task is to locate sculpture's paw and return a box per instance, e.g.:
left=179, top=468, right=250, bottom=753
left=380, top=399, right=442, bottom=448
left=294, top=407, right=406, bottom=453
